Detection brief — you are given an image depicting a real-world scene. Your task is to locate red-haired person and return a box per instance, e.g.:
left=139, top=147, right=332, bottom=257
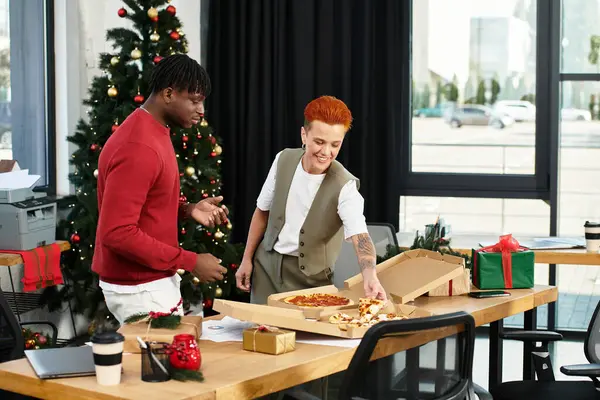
left=235, top=96, right=386, bottom=304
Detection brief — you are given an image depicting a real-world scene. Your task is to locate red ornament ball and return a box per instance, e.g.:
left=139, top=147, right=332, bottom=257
left=153, top=55, right=163, bottom=64
left=111, top=124, right=119, bottom=133
left=179, top=172, right=184, bottom=177
left=204, top=299, right=213, bottom=308
left=202, top=193, right=209, bottom=199
left=170, top=31, right=180, bottom=40
left=90, top=143, right=99, bottom=151
left=37, top=335, right=47, bottom=345
left=209, top=136, right=216, bottom=145
left=231, top=263, right=238, bottom=269
left=210, top=180, right=216, bottom=185
left=118, top=7, right=127, bottom=17
left=210, top=152, right=217, bottom=157
left=181, top=228, right=186, bottom=235
left=134, top=94, right=145, bottom=104
left=196, top=134, right=202, bottom=139
left=179, top=195, right=187, bottom=203
left=182, top=135, right=189, bottom=142
left=71, top=233, right=81, bottom=244
left=151, top=15, right=158, bottom=22
left=166, top=5, right=177, bottom=16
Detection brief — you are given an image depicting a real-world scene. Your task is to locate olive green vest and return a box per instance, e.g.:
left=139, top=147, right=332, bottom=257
left=262, top=148, right=359, bottom=276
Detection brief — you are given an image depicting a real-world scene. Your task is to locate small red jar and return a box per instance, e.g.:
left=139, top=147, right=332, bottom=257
left=169, top=334, right=201, bottom=370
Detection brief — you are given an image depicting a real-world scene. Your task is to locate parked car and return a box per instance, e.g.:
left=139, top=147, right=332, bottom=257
left=447, top=105, right=514, bottom=129
left=561, top=108, right=592, bottom=121
left=493, top=100, right=536, bottom=122
left=413, top=102, right=454, bottom=119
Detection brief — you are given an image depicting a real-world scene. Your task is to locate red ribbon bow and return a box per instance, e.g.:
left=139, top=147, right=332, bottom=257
left=474, top=234, right=526, bottom=288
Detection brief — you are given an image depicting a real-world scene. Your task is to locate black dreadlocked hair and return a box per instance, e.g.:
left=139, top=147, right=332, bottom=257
left=148, top=54, right=211, bottom=97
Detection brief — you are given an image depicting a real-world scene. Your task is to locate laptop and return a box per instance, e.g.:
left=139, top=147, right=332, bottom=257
left=25, top=346, right=96, bottom=379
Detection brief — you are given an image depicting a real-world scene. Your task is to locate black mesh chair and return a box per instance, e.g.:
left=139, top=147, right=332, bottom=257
left=0, top=288, right=58, bottom=363
left=491, top=300, right=600, bottom=399
left=286, top=312, right=490, bottom=400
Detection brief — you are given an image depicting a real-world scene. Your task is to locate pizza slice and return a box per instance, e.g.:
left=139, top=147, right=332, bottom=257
left=358, top=298, right=386, bottom=323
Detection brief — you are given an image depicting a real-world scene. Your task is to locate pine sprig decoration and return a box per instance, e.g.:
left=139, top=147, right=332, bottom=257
left=124, top=313, right=181, bottom=329
left=170, top=368, right=204, bottom=382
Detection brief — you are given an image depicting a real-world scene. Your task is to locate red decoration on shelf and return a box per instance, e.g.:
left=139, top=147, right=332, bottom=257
left=170, top=31, right=180, bottom=41
left=166, top=5, right=177, bottom=16
left=134, top=94, right=145, bottom=104
left=70, top=233, right=81, bottom=244
left=153, top=55, right=163, bottom=64
left=111, top=124, right=119, bottom=133
left=168, top=334, right=201, bottom=371
left=118, top=7, right=127, bottom=17
left=90, top=143, right=99, bottom=151
left=182, top=135, right=189, bottom=142
left=204, top=298, right=213, bottom=309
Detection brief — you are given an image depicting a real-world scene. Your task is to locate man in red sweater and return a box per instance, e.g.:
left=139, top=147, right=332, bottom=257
left=93, top=54, right=228, bottom=324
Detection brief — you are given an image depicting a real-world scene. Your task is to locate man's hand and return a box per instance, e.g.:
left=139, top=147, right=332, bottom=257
left=363, top=271, right=387, bottom=301
left=193, top=253, right=228, bottom=282
left=190, top=196, right=229, bottom=227
left=235, top=259, right=253, bottom=292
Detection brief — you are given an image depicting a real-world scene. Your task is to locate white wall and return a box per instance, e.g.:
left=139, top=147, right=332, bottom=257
left=55, top=0, right=202, bottom=195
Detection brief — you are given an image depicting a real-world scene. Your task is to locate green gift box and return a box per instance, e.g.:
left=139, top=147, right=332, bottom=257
left=472, top=247, right=534, bottom=289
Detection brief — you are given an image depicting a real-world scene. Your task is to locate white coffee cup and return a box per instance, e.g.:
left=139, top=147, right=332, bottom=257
left=584, top=221, right=600, bottom=253
left=90, top=331, right=125, bottom=386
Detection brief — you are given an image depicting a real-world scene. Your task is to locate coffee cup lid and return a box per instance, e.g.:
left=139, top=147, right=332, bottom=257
left=585, top=221, right=600, bottom=228
left=91, top=331, right=125, bottom=344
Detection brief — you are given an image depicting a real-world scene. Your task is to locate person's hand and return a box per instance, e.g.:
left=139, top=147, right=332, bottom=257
left=363, top=273, right=387, bottom=301
left=193, top=253, right=228, bottom=282
left=190, top=196, right=229, bottom=227
left=235, top=259, right=253, bottom=292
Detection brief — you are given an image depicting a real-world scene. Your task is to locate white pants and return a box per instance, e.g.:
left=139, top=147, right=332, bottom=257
left=101, top=275, right=184, bottom=325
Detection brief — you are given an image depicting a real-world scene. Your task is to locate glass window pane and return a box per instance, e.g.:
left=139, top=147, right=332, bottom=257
left=0, top=0, right=10, bottom=160
left=411, top=0, right=537, bottom=174
left=558, top=81, right=600, bottom=331
left=561, top=0, right=600, bottom=73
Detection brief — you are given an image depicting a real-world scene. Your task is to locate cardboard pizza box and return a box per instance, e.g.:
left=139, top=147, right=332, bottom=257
left=267, top=249, right=465, bottom=315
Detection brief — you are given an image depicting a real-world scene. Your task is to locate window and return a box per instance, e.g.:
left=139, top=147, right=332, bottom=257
left=405, top=0, right=549, bottom=199
left=6, top=0, right=54, bottom=188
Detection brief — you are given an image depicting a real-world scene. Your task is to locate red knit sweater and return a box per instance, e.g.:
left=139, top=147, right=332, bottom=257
left=92, top=108, right=197, bottom=285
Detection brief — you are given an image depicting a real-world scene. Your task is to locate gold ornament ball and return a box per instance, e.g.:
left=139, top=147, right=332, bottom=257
left=93, top=169, right=99, bottom=178
left=177, top=268, right=185, bottom=275
left=131, top=48, right=142, bottom=59
left=185, top=166, right=195, bottom=176
left=214, top=145, right=223, bottom=155
left=150, top=32, right=160, bottom=42
left=107, top=86, right=118, bottom=97
left=214, top=229, right=224, bottom=239
left=110, top=56, right=120, bottom=66
left=200, top=119, right=209, bottom=127
left=147, top=7, right=158, bottom=19
left=215, top=287, right=223, bottom=297
left=226, top=222, right=233, bottom=230
left=192, top=277, right=200, bottom=284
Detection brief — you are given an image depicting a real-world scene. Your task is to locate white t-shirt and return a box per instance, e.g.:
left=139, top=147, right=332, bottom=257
left=256, top=151, right=368, bottom=256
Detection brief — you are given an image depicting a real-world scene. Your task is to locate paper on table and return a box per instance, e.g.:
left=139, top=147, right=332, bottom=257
left=200, top=317, right=361, bottom=348
left=0, top=169, right=40, bottom=189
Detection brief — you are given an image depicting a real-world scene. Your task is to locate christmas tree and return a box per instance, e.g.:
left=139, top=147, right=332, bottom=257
left=41, top=0, right=243, bottom=323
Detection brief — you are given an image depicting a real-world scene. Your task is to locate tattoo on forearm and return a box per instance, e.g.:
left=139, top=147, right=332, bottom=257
left=353, top=233, right=376, bottom=271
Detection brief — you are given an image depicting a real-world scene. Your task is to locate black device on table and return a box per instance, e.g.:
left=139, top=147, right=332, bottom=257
left=469, top=291, right=511, bottom=299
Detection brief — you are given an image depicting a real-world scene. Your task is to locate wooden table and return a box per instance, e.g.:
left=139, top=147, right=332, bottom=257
left=0, top=285, right=557, bottom=400
left=397, top=232, right=600, bottom=266
left=0, top=240, right=71, bottom=267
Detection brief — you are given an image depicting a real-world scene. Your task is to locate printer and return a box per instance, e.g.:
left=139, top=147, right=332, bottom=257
left=0, top=175, right=57, bottom=250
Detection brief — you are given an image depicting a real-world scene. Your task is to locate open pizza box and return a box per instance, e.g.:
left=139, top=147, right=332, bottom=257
left=213, top=249, right=465, bottom=339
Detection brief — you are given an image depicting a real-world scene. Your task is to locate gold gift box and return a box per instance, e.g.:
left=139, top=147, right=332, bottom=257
left=117, top=315, right=202, bottom=354
left=428, top=268, right=471, bottom=297
left=242, top=326, right=296, bottom=355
